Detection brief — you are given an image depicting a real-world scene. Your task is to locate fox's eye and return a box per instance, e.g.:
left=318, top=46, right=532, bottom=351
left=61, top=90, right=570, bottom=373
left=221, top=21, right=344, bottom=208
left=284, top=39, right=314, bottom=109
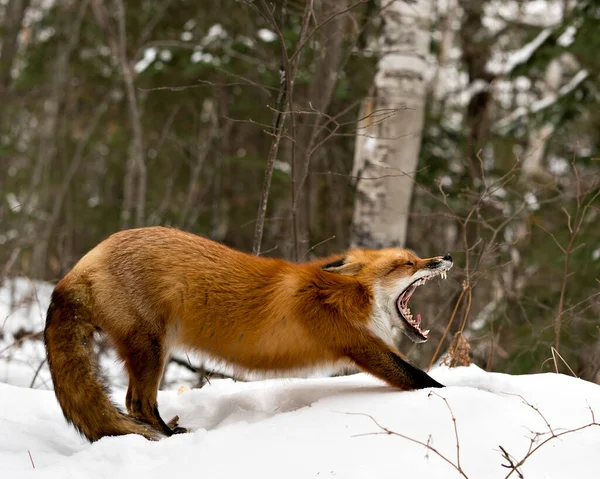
left=405, top=261, right=414, bottom=266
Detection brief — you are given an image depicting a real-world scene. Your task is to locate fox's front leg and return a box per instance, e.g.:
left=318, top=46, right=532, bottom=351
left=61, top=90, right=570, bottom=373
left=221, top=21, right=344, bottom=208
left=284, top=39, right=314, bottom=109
left=346, top=336, right=443, bottom=390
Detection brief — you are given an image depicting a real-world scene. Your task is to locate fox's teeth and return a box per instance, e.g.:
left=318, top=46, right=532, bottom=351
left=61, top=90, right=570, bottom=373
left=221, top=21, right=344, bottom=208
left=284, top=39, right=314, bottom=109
left=423, top=329, right=430, bottom=336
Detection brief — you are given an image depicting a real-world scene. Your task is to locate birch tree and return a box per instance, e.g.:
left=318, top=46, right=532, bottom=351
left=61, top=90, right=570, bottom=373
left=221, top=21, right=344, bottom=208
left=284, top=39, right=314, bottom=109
left=351, top=0, right=432, bottom=249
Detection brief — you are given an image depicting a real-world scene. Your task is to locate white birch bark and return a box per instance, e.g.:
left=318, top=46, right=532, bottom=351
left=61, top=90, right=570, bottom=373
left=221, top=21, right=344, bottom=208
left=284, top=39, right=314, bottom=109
left=351, top=0, right=432, bottom=248
left=431, top=0, right=456, bottom=112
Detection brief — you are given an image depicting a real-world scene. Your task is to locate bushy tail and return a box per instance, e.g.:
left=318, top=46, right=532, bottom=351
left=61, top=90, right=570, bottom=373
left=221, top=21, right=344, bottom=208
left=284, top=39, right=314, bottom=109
left=44, top=287, right=163, bottom=442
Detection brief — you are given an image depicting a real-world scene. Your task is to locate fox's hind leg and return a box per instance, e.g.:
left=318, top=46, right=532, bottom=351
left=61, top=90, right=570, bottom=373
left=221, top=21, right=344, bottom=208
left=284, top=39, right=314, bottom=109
left=117, top=332, right=186, bottom=436
left=125, top=378, right=187, bottom=435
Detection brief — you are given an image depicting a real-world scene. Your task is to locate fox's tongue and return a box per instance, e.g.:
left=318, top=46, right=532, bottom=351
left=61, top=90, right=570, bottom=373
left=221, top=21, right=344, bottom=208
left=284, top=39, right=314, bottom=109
left=398, top=283, right=417, bottom=306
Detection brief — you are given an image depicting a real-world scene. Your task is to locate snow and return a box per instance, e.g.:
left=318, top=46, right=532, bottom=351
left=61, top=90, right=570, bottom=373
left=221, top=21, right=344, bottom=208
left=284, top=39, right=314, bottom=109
left=458, top=79, right=490, bottom=106
left=257, top=28, right=277, bottom=43
left=134, top=48, right=157, bottom=74
left=364, top=137, right=376, bottom=152
left=2, top=278, right=600, bottom=478
left=548, top=155, right=570, bottom=175
left=1, top=367, right=600, bottom=478
left=494, top=69, right=589, bottom=132
left=273, top=160, right=291, bottom=175
left=433, top=1, right=570, bottom=120
left=556, top=69, right=589, bottom=96
left=159, top=50, right=172, bottom=62
left=487, top=28, right=553, bottom=76
left=557, top=25, right=577, bottom=47
left=524, top=191, right=540, bottom=211
left=6, top=192, right=22, bottom=213
left=183, top=19, right=196, bottom=31
left=205, top=24, right=226, bottom=43
left=529, top=69, right=588, bottom=113
left=484, top=0, right=563, bottom=29
left=191, top=51, right=216, bottom=65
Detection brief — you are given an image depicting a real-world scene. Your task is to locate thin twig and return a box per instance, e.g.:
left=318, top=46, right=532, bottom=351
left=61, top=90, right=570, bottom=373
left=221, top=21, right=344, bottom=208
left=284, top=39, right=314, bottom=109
left=501, top=418, right=599, bottom=478
left=29, top=358, right=47, bottom=389
left=346, top=411, right=470, bottom=479
left=430, top=391, right=463, bottom=471
left=498, top=394, right=600, bottom=478
left=546, top=346, right=578, bottom=377
left=251, top=0, right=290, bottom=256
left=428, top=286, right=466, bottom=371
left=300, top=235, right=336, bottom=260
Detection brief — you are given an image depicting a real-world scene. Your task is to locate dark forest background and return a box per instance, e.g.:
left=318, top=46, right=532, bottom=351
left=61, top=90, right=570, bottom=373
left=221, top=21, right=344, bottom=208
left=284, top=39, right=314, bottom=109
left=1, top=0, right=599, bottom=383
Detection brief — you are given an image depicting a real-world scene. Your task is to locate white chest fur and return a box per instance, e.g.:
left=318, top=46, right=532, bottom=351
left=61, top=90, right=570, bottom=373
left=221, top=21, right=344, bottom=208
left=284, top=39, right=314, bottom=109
left=369, top=283, right=398, bottom=346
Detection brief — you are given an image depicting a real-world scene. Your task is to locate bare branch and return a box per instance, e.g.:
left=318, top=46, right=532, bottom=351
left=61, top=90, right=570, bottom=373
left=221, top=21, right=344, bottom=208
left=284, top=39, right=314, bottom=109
left=346, top=411, right=470, bottom=479
left=499, top=397, right=599, bottom=479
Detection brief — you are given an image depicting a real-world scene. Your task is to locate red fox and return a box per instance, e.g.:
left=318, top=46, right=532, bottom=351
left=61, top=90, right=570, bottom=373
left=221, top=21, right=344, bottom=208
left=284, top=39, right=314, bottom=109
left=44, top=227, right=453, bottom=442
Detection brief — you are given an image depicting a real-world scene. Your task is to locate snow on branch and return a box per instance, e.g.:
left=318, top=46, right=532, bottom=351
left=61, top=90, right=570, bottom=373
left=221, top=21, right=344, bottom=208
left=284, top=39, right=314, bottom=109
left=493, top=69, right=589, bottom=133
left=486, top=28, right=553, bottom=76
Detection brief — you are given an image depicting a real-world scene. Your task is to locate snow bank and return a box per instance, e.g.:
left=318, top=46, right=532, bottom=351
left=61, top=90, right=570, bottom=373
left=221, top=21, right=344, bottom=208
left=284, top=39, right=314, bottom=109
left=1, top=366, right=600, bottom=479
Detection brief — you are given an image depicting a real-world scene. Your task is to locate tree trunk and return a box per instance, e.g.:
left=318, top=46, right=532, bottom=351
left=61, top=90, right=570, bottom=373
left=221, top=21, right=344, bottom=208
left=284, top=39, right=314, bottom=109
left=430, top=0, right=457, bottom=114
left=0, top=0, right=31, bottom=113
left=459, top=0, right=493, bottom=181
left=351, top=0, right=432, bottom=249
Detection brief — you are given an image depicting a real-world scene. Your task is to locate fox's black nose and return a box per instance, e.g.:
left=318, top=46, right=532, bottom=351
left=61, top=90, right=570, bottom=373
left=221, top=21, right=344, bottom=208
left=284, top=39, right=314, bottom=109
left=443, top=253, right=452, bottom=262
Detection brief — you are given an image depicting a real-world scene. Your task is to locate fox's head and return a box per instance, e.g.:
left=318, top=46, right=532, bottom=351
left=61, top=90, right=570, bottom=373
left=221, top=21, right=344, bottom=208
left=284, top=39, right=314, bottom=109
left=322, top=249, right=453, bottom=344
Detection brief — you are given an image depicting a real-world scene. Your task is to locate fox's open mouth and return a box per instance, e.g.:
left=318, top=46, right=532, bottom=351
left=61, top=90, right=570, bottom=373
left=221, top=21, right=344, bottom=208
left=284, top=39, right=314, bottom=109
left=396, top=269, right=449, bottom=343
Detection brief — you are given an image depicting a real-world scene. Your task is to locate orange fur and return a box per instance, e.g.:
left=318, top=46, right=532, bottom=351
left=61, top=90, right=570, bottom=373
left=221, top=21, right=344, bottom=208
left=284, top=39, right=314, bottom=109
left=44, top=226, right=451, bottom=441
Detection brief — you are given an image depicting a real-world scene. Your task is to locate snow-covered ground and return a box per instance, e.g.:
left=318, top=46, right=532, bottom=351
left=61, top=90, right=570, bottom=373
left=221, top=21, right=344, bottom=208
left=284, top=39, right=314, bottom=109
left=1, top=368, right=600, bottom=478
left=2, top=278, right=600, bottom=478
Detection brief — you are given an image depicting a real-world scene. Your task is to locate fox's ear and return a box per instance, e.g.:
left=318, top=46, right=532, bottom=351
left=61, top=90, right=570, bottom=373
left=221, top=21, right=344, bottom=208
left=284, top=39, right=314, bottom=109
left=321, top=257, right=363, bottom=276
